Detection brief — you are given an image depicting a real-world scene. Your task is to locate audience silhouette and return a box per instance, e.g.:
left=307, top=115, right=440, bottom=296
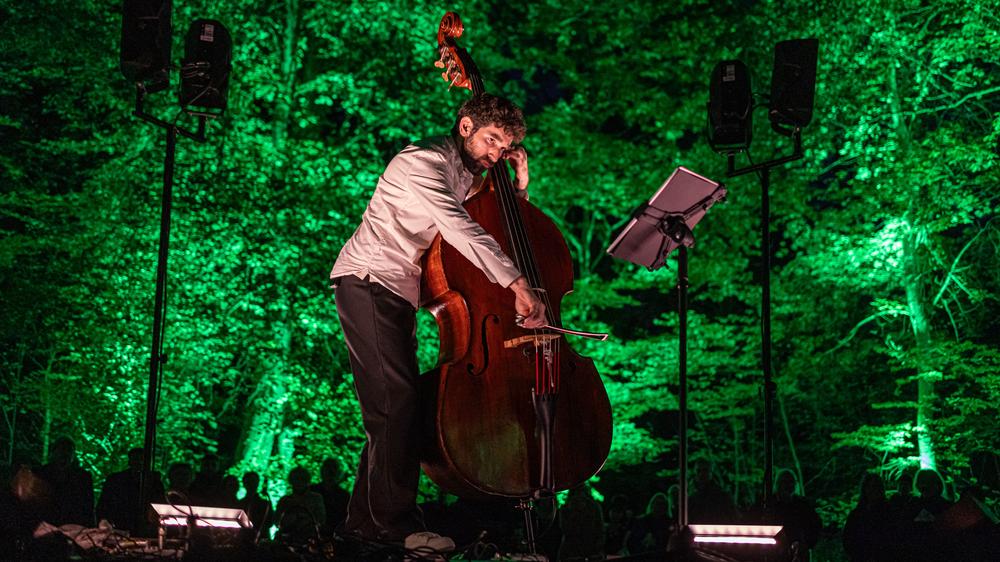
left=239, top=471, right=273, bottom=533
left=95, top=447, right=163, bottom=534
left=688, top=460, right=739, bottom=524
left=275, top=466, right=326, bottom=546
left=36, top=437, right=94, bottom=527
left=166, top=461, right=195, bottom=501
left=748, top=469, right=822, bottom=562
left=912, top=468, right=952, bottom=521
left=842, top=473, right=892, bottom=561
left=603, top=493, right=633, bottom=556
left=557, top=483, right=605, bottom=561
left=624, top=491, right=674, bottom=554
left=189, top=454, right=223, bottom=506
left=309, top=457, right=350, bottom=535
left=217, top=474, right=240, bottom=508
left=5, top=438, right=1000, bottom=562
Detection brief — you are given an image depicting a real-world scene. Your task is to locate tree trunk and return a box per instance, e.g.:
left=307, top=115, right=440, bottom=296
left=903, top=222, right=937, bottom=469
left=237, top=368, right=289, bottom=473
left=235, top=0, right=300, bottom=478
left=41, top=358, right=53, bottom=464
left=889, top=52, right=937, bottom=470
left=237, top=295, right=295, bottom=473
left=731, top=418, right=742, bottom=505
left=272, top=0, right=299, bottom=152
left=778, top=393, right=805, bottom=492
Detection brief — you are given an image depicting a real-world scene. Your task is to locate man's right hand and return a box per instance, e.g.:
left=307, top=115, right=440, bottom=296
left=510, top=276, right=546, bottom=329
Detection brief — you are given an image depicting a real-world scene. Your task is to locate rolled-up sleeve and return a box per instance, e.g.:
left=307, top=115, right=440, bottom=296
left=405, top=150, right=522, bottom=288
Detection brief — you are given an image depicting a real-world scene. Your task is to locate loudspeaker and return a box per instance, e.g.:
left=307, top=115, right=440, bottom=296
left=769, top=38, right=818, bottom=135
left=120, top=0, right=172, bottom=92
left=707, top=60, right=753, bottom=153
left=179, top=19, right=232, bottom=113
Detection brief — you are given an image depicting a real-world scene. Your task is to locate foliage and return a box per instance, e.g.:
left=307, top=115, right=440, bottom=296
left=2, top=2, right=998, bottom=548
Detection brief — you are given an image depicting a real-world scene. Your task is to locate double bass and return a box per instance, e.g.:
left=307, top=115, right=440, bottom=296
left=420, top=12, right=613, bottom=499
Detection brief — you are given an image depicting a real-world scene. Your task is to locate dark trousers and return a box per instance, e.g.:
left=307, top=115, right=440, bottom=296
left=334, top=275, right=425, bottom=541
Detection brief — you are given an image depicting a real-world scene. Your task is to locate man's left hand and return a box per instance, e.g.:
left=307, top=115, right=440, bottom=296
left=504, top=145, right=529, bottom=198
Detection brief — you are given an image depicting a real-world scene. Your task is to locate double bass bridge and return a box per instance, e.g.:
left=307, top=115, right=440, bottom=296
left=503, top=333, right=561, bottom=349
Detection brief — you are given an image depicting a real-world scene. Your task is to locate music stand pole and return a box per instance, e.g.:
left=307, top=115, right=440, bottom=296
left=677, top=243, right=689, bottom=529
left=658, top=217, right=693, bottom=530
left=656, top=215, right=697, bottom=540
left=655, top=216, right=695, bottom=529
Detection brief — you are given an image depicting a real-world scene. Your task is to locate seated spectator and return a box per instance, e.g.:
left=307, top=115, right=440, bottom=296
left=217, top=474, right=240, bottom=508
left=752, top=470, right=821, bottom=562
left=166, top=462, right=195, bottom=503
left=189, top=454, right=223, bottom=506
left=603, top=493, right=633, bottom=556
left=276, top=466, right=326, bottom=546
left=887, top=472, right=915, bottom=515
left=912, top=468, right=952, bottom=522
left=96, top=447, right=164, bottom=534
left=309, top=457, right=350, bottom=534
left=558, top=484, right=604, bottom=561
left=895, top=468, right=955, bottom=562
left=36, top=437, right=94, bottom=526
left=624, top=492, right=673, bottom=554
left=688, top=460, right=739, bottom=524
left=240, top=472, right=273, bottom=535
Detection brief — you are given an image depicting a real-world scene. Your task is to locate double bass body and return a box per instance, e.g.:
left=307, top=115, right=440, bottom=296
left=421, top=184, right=614, bottom=499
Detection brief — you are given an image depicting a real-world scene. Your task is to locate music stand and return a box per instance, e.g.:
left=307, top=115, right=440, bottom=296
left=606, top=166, right=725, bottom=536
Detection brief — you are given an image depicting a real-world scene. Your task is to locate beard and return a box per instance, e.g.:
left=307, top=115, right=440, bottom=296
left=456, top=134, right=487, bottom=175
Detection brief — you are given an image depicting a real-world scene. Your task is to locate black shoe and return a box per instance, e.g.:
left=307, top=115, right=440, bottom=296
left=335, top=530, right=406, bottom=561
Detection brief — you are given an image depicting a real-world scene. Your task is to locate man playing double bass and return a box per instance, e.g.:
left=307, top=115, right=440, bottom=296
left=329, top=93, right=546, bottom=552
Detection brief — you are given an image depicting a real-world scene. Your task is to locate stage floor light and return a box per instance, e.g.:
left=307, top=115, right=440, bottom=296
left=151, top=503, right=251, bottom=530
left=689, top=524, right=783, bottom=545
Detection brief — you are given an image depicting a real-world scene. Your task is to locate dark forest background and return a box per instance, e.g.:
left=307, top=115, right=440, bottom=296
left=2, top=0, right=999, bottom=558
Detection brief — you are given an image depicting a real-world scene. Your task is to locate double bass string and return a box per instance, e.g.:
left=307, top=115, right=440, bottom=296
left=490, top=150, right=562, bottom=394
left=467, top=74, right=562, bottom=393
left=466, top=79, right=548, bottom=310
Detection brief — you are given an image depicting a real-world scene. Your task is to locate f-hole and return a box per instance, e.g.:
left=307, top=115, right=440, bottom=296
left=466, top=314, right=500, bottom=376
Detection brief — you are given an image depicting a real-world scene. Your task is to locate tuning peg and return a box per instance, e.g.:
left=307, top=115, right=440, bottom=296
left=441, top=71, right=450, bottom=82
left=434, top=60, right=445, bottom=68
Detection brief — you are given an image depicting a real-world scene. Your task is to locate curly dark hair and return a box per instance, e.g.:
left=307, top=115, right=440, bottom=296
left=453, top=93, right=526, bottom=142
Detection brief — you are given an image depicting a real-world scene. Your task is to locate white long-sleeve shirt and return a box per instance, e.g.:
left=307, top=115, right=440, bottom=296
left=330, top=135, right=522, bottom=308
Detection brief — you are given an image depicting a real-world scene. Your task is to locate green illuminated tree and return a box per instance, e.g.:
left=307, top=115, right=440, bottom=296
left=0, top=0, right=155, bottom=475
left=787, top=0, right=1000, bottom=476
left=3, top=3, right=999, bottom=546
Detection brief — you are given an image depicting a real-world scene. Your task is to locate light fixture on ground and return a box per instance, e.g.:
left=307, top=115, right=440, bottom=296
left=689, top=524, right=783, bottom=545
left=152, top=503, right=251, bottom=549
